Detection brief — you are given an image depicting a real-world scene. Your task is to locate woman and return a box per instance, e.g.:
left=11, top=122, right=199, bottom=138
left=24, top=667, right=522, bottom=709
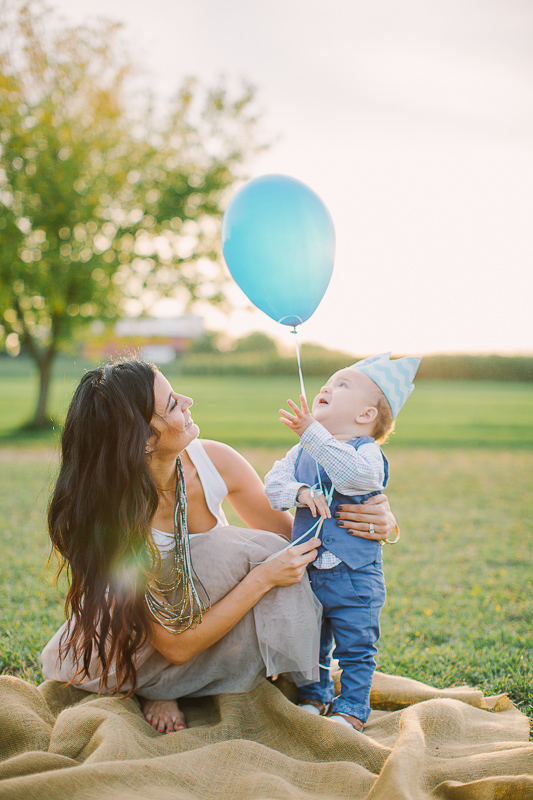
left=42, top=359, right=397, bottom=733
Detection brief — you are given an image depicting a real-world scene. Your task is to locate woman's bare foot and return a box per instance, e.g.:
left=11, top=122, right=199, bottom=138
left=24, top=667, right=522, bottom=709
left=139, top=697, right=186, bottom=734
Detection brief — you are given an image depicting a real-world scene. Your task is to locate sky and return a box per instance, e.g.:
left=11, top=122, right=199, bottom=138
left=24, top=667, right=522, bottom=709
left=51, top=0, right=532, bottom=356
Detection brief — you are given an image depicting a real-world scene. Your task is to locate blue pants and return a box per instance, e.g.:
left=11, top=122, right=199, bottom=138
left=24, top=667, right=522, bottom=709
left=299, top=561, right=386, bottom=723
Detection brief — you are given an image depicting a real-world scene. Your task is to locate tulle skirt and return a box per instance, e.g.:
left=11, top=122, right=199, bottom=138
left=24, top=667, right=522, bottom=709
left=41, top=526, right=322, bottom=699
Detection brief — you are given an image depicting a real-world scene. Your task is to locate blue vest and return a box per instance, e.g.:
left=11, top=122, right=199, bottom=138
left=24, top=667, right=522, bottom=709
left=291, top=436, right=389, bottom=571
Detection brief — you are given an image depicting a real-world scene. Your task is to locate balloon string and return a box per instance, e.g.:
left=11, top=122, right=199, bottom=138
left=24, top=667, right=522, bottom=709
left=260, top=522, right=321, bottom=564
left=291, top=327, right=307, bottom=402
left=261, top=474, right=334, bottom=565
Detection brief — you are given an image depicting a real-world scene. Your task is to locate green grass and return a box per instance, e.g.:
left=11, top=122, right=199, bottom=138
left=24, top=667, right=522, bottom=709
left=0, top=456, right=65, bottom=683
left=375, top=449, right=532, bottom=722
left=166, top=374, right=533, bottom=449
left=1, top=447, right=531, bottom=733
left=0, top=355, right=532, bottom=448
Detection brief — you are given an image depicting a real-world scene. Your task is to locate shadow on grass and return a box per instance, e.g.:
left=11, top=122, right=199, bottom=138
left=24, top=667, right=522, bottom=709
left=0, top=420, right=60, bottom=449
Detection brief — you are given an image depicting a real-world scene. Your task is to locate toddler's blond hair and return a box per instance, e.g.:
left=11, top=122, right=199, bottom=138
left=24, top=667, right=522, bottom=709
left=371, top=390, right=395, bottom=444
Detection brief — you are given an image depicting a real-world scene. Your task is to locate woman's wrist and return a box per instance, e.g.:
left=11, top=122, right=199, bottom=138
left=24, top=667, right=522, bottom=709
left=245, top=563, right=276, bottom=595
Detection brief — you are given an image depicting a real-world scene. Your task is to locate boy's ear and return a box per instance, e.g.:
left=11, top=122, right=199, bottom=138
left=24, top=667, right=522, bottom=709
left=356, top=406, right=378, bottom=424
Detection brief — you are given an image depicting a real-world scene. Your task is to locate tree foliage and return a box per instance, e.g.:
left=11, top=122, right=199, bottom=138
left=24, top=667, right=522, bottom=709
left=0, top=0, right=263, bottom=424
left=232, top=331, right=279, bottom=354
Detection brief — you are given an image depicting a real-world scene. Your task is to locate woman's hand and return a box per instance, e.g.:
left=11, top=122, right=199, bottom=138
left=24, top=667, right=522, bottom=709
left=253, top=538, right=320, bottom=589
left=334, top=494, right=397, bottom=541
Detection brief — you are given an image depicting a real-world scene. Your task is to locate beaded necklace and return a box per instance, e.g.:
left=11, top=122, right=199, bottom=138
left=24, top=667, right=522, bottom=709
left=145, top=456, right=210, bottom=633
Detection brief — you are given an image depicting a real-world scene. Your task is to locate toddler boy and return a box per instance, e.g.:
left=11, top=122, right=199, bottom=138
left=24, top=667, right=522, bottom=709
left=264, top=353, right=420, bottom=731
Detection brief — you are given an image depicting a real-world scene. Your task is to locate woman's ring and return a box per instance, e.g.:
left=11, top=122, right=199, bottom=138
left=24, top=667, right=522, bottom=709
left=368, top=522, right=375, bottom=534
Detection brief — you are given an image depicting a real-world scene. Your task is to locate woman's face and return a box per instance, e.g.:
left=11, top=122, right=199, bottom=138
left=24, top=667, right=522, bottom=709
left=150, top=371, right=199, bottom=456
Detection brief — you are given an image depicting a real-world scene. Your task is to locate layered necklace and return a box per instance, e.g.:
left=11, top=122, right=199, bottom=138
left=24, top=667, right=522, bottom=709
left=145, top=456, right=210, bottom=633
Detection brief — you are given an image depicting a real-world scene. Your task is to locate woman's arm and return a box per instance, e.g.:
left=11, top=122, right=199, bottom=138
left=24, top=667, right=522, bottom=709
left=335, top=493, right=397, bottom=540
left=147, top=538, right=320, bottom=664
left=201, top=439, right=294, bottom=539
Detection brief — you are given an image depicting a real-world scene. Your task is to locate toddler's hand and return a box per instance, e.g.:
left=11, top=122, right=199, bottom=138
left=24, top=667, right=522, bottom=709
left=297, top=488, right=331, bottom=519
left=279, top=395, right=314, bottom=437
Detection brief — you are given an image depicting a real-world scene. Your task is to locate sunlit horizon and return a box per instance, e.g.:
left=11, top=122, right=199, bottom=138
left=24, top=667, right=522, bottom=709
left=153, top=295, right=533, bottom=357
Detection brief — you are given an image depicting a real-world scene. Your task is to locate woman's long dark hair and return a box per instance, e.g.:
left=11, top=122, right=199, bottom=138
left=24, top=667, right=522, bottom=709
left=48, top=359, right=161, bottom=695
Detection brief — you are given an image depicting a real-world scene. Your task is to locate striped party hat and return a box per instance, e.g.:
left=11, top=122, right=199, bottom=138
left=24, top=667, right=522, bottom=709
left=350, top=353, right=421, bottom=418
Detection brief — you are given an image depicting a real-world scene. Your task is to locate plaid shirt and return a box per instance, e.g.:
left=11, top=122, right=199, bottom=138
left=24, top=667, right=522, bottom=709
left=264, top=422, right=385, bottom=569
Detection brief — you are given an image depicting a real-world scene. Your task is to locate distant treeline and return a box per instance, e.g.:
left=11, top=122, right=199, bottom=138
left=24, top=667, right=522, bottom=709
left=180, top=334, right=533, bottom=381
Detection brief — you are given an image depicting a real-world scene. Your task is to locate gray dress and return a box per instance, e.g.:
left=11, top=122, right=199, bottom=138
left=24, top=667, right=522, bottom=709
left=41, top=440, right=322, bottom=698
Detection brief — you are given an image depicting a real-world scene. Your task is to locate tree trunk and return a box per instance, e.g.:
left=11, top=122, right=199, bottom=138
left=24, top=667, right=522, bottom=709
left=31, top=348, right=56, bottom=428
left=12, top=299, right=60, bottom=428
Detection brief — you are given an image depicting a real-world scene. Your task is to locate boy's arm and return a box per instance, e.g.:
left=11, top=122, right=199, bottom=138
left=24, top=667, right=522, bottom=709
left=300, top=422, right=385, bottom=494
left=264, top=444, right=309, bottom=511
left=278, top=395, right=384, bottom=496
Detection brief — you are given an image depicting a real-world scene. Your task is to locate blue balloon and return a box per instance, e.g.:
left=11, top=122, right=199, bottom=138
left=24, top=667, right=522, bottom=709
left=221, top=174, right=335, bottom=326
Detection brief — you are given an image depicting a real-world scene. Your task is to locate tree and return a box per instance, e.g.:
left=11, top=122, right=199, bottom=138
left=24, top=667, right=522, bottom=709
left=0, top=1, right=263, bottom=426
left=232, top=331, right=279, bottom=354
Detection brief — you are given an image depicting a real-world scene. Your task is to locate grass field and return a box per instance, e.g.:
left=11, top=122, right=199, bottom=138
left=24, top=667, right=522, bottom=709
left=0, top=356, right=532, bottom=731
left=1, top=355, right=533, bottom=448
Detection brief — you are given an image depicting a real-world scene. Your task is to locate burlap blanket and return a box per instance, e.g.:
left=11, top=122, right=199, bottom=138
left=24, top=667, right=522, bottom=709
left=0, top=671, right=531, bottom=799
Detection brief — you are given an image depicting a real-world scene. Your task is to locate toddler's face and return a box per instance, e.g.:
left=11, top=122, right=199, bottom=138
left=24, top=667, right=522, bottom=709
left=311, top=368, right=379, bottom=436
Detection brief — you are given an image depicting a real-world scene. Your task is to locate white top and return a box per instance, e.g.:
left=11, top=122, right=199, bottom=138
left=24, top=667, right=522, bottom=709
left=151, top=439, right=229, bottom=554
